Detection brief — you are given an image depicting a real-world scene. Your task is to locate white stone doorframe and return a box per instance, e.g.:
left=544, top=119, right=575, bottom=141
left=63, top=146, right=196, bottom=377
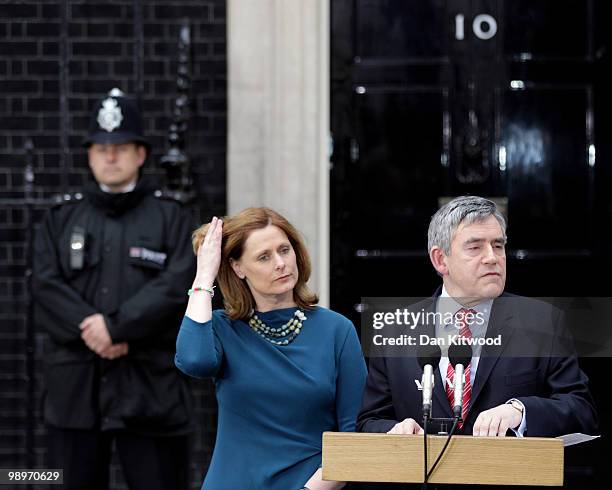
left=227, top=0, right=330, bottom=307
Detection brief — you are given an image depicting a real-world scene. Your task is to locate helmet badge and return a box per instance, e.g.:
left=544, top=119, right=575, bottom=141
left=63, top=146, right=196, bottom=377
left=97, top=97, right=123, bottom=132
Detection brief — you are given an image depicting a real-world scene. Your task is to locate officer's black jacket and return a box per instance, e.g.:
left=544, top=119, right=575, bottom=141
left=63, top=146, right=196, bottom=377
left=33, top=177, right=196, bottom=434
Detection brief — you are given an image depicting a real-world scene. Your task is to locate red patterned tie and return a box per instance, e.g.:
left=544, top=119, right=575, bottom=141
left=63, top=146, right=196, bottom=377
left=445, top=308, right=474, bottom=428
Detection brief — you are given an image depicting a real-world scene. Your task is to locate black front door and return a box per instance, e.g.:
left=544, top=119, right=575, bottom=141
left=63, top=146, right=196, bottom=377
left=331, top=0, right=611, bottom=309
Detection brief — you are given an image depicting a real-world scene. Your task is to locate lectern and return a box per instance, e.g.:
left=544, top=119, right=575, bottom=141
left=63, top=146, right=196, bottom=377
left=322, top=432, right=564, bottom=486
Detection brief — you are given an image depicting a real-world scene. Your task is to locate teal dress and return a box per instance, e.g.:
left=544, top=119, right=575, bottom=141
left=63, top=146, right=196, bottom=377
left=175, top=306, right=367, bottom=490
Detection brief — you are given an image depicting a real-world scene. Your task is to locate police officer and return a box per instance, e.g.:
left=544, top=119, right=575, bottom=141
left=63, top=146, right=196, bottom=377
left=33, top=89, right=195, bottom=490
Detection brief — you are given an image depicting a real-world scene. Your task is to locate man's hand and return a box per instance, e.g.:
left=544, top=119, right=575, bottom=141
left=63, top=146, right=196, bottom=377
left=387, top=418, right=424, bottom=435
left=80, top=313, right=112, bottom=354
left=473, top=403, right=522, bottom=437
left=99, top=342, right=129, bottom=360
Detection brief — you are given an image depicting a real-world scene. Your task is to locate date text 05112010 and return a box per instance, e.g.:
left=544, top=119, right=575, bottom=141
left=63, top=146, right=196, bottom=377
left=0, top=470, right=63, bottom=484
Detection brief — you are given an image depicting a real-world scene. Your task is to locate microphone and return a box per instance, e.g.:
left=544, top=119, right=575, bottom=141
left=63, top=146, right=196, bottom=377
left=448, top=343, right=473, bottom=419
left=417, top=343, right=442, bottom=420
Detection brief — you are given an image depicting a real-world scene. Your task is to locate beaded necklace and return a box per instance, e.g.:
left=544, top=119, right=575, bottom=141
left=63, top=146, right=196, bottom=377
left=248, top=308, right=307, bottom=345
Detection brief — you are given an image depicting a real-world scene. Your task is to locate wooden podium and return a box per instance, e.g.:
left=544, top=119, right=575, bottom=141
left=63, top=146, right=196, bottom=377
left=322, top=432, right=564, bottom=486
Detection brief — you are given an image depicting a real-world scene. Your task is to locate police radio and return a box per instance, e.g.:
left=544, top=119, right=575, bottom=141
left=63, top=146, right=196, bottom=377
left=70, top=226, right=86, bottom=270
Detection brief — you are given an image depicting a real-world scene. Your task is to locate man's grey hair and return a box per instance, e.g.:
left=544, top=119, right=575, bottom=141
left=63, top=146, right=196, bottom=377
left=427, top=196, right=507, bottom=255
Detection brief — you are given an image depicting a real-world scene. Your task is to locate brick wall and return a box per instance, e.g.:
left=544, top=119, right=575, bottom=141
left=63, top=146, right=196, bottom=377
left=0, top=1, right=226, bottom=488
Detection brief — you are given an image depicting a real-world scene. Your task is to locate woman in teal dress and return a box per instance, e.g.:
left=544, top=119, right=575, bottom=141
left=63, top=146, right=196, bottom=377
left=175, top=208, right=367, bottom=490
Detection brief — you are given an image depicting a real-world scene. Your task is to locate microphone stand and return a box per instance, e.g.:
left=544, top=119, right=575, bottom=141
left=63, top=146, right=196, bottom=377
left=416, top=345, right=443, bottom=489
left=422, top=412, right=460, bottom=489
left=420, top=363, right=434, bottom=490
left=421, top=415, right=428, bottom=490
left=423, top=361, right=468, bottom=485
left=426, top=416, right=460, bottom=483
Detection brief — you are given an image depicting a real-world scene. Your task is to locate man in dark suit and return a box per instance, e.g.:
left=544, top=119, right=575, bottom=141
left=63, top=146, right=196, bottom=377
left=357, top=196, right=598, bottom=439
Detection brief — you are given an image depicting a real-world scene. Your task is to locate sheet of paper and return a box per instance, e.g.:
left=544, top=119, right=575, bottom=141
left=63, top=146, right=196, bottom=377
left=557, top=433, right=600, bottom=447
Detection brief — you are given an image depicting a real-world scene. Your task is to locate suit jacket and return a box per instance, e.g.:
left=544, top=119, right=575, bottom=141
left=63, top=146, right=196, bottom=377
left=357, top=291, right=598, bottom=437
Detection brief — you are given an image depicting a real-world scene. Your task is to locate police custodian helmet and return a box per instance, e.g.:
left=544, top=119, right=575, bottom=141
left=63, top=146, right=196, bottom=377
left=83, top=88, right=150, bottom=152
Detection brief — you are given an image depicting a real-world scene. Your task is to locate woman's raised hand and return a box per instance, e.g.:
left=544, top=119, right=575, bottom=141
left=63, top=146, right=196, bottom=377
left=195, top=216, right=223, bottom=287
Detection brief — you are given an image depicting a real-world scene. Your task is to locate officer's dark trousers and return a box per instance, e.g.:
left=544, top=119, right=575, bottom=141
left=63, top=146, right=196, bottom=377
left=47, top=427, right=189, bottom=490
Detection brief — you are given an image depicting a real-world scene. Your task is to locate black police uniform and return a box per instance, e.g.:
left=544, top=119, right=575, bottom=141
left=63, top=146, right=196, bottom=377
left=32, top=89, right=196, bottom=490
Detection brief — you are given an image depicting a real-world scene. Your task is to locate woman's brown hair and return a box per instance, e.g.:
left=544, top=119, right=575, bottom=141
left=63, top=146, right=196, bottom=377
left=192, top=207, right=318, bottom=320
